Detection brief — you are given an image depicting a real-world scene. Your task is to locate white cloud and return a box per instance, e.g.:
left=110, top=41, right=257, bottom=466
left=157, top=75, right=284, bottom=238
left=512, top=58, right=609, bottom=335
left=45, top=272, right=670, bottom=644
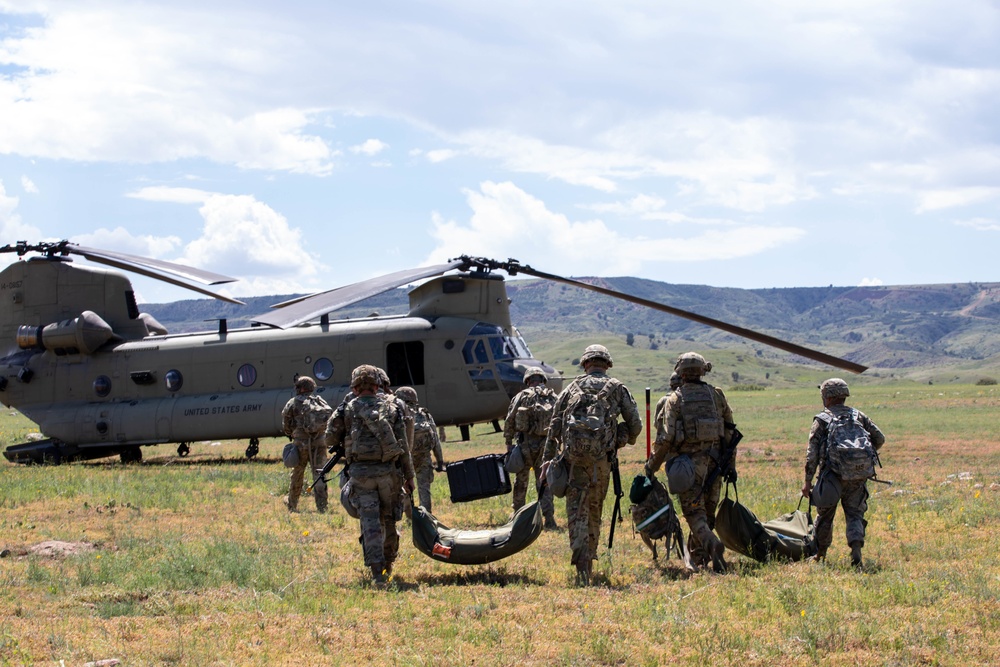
left=126, top=186, right=215, bottom=205
left=20, top=176, right=38, bottom=194
left=858, top=277, right=884, bottom=287
left=426, top=181, right=804, bottom=275
left=178, top=194, right=322, bottom=296
left=917, top=187, right=1000, bottom=212
left=426, top=149, right=459, bottom=163
left=71, top=227, right=184, bottom=259
left=350, top=139, right=389, bottom=156
left=954, top=217, right=1000, bottom=232
left=0, top=181, right=44, bottom=258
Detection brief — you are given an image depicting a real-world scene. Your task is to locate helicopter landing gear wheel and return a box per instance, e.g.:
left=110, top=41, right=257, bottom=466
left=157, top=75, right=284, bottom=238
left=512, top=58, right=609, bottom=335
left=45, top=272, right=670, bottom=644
left=120, top=446, right=143, bottom=464
left=245, top=437, right=260, bottom=459
left=177, top=443, right=190, bottom=457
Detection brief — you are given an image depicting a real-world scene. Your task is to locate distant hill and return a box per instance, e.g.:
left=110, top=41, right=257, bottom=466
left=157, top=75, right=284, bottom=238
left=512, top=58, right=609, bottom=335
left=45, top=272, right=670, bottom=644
left=140, top=278, right=1000, bottom=381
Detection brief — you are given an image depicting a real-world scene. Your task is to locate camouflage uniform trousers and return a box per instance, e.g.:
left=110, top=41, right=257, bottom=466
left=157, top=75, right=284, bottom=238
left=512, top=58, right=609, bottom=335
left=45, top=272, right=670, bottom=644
left=814, top=476, right=869, bottom=552
left=288, top=433, right=329, bottom=512
left=565, top=456, right=611, bottom=566
left=348, top=462, right=403, bottom=568
left=412, top=450, right=436, bottom=513
left=512, top=437, right=555, bottom=522
left=675, top=450, right=724, bottom=566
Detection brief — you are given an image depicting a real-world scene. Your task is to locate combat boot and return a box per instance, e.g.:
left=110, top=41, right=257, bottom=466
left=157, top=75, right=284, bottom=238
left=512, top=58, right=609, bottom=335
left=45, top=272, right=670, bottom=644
left=711, top=541, right=728, bottom=574
left=544, top=515, right=558, bottom=531
left=283, top=496, right=299, bottom=513
left=850, top=542, right=863, bottom=569
left=370, top=563, right=387, bottom=584
left=808, top=547, right=827, bottom=563
left=575, top=560, right=592, bottom=586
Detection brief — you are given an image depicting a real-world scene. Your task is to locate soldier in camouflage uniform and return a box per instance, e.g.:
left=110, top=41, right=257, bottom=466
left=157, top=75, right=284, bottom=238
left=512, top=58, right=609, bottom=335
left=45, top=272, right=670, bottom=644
left=395, top=386, right=445, bottom=513
left=504, top=368, right=558, bottom=529
left=281, top=376, right=333, bottom=513
left=542, top=344, right=642, bottom=584
left=326, top=365, right=415, bottom=583
left=802, top=378, right=885, bottom=568
left=646, top=353, right=735, bottom=573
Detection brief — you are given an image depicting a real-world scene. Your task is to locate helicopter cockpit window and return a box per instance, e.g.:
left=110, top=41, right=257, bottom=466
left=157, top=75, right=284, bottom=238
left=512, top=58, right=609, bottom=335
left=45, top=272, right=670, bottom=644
left=462, top=339, right=489, bottom=364
left=165, top=369, right=183, bottom=392
left=237, top=363, right=257, bottom=387
left=93, top=375, right=112, bottom=398
left=468, top=368, right=499, bottom=392
left=488, top=336, right=516, bottom=361
left=313, top=358, right=334, bottom=381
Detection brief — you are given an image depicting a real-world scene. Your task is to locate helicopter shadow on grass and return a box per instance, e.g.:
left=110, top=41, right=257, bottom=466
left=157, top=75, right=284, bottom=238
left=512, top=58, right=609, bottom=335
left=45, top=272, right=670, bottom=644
left=81, top=455, right=285, bottom=468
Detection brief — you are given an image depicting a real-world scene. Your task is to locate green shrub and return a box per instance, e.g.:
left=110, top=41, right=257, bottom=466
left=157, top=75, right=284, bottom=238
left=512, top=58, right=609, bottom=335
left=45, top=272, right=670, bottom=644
left=975, top=377, right=997, bottom=385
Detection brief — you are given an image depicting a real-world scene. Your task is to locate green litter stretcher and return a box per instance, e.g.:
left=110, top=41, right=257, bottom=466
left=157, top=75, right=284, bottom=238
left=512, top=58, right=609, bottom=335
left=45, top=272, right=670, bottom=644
left=411, top=500, right=543, bottom=565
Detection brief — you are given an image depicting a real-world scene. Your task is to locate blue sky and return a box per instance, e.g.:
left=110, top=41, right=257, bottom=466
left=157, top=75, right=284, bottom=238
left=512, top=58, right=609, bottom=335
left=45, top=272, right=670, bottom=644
left=1, top=0, right=998, bottom=303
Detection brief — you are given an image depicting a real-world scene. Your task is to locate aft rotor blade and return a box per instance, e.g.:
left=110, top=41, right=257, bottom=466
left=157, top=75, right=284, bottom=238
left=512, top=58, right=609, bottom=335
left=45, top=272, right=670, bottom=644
left=514, top=264, right=868, bottom=374
left=83, top=255, right=246, bottom=305
left=74, top=245, right=238, bottom=285
left=252, top=260, right=466, bottom=328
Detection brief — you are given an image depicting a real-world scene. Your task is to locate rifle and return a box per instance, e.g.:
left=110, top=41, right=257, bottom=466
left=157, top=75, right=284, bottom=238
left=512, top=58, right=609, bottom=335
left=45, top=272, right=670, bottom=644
left=697, top=425, right=743, bottom=500
left=308, top=443, right=346, bottom=493
left=607, top=450, right=624, bottom=550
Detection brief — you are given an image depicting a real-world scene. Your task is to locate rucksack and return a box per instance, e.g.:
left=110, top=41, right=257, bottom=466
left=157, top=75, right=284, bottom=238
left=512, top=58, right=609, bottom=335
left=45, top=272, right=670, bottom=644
left=562, top=377, right=615, bottom=461
left=412, top=408, right=438, bottom=455
left=820, top=408, right=876, bottom=481
left=302, top=394, right=333, bottom=435
left=514, top=387, right=556, bottom=436
left=349, top=397, right=404, bottom=463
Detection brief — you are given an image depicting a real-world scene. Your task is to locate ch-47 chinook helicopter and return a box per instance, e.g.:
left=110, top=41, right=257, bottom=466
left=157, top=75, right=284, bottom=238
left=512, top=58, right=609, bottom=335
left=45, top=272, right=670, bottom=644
left=0, top=240, right=866, bottom=465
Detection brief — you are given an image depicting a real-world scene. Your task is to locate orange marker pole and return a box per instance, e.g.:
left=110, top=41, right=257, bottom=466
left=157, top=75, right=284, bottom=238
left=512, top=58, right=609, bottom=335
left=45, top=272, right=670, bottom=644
left=645, top=387, right=651, bottom=458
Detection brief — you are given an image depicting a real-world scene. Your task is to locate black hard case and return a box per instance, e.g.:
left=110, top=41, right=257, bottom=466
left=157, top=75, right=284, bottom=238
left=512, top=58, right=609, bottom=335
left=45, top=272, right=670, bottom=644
left=446, top=453, right=512, bottom=503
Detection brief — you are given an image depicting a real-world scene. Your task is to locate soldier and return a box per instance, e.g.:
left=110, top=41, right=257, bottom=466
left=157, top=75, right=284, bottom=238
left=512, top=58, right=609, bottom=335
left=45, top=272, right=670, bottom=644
left=646, top=353, right=735, bottom=573
left=504, top=368, right=558, bottom=529
left=326, top=365, right=415, bottom=583
left=802, top=378, right=886, bottom=568
left=395, top=386, right=445, bottom=513
left=542, top=344, right=642, bottom=584
left=281, top=376, right=333, bottom=513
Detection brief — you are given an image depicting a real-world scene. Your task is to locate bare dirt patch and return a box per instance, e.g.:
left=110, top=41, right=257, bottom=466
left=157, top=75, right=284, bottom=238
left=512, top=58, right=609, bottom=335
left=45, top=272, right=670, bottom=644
left=6, top=540, right=99, bottom=559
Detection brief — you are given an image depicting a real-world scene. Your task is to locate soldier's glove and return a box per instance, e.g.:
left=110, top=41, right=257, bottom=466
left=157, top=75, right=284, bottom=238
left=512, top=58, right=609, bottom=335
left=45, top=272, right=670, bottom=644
left=723, top=466, right=738, bottom=484
left=644, top=463, right=654, bottom=480
left=435, top=462, right=446, bottom=473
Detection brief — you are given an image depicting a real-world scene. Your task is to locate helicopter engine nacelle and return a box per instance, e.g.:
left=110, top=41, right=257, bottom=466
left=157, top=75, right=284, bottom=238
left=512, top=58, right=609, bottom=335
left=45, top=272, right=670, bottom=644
left=16, top=310, right=117, bottom=355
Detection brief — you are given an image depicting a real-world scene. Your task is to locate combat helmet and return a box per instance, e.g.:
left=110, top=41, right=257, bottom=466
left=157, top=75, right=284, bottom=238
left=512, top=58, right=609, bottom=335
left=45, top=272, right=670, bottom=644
left=350, top=364, right=381, bottom=389
left=376, top=367, right=391, bottom=389
left=294, top=376, right=317, bottom=392
left=819, top=378, right=850, bottom=399
left=522, top=368, right=548, bottom=385
left=580, top=344, right=613, bottom=368
left=395, top=386, right=418, bottom=405
left=674, top=352, right=711, bottom=376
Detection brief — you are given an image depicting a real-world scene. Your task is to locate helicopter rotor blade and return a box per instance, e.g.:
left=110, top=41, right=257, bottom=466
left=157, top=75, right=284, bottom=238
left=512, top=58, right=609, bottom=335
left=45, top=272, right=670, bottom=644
left=73, top=245, right=238, bottom=286
left=252, top=260, right=467, bottom=328
left=1, top=241, right=244, bottom=304
left=459, top=256, right=867, bottom=374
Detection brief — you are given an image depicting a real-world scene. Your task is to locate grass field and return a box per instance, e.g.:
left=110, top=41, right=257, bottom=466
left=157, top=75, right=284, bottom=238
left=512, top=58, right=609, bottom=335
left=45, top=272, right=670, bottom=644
left=1, top=382, right=998, bottom=666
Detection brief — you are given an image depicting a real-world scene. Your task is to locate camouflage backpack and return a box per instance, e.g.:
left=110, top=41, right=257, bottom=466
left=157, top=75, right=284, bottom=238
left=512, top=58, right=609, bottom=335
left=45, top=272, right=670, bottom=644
left=562, top=376, right=616, bottom=461
left=515, top=387, right=556, bottom=436
left=412, top=408, right=437, bottom=456
left=349, top=397, right=404, bottom=463
left=820, top=408, right=876, bottom=482
left=302, top=394, right=333, bottom=435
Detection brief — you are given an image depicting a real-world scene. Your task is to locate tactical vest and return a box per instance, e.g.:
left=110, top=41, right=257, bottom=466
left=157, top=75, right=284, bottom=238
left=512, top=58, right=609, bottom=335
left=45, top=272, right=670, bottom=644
left=676, top=382, right=723, bottom=450
left=563, top=375, right=617, bottom=462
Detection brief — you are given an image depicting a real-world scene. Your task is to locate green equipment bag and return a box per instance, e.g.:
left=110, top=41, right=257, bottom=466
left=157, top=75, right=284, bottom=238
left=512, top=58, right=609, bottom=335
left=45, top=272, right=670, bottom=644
left=715, top=484, right=817, bottom=563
